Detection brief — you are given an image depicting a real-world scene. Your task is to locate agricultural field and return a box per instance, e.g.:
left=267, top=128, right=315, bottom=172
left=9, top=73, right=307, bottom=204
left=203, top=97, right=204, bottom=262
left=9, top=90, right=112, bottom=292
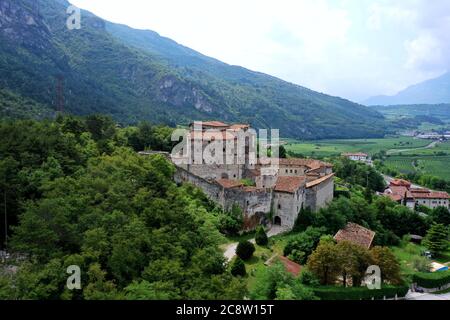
left=284, top=136, right=431, bottom=158
left=390, top=141, right=450, bottom=156
left=384, top=155, right=450, bottom=180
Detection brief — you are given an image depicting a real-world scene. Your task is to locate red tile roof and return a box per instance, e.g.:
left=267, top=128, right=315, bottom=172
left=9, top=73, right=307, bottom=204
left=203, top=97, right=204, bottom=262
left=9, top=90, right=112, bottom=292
left=278, top=256, right=302, bottom=277
left=274, top=176, right=306, bottom=194
left=306, top=173, right=335, bottom=188
left=390, top=179, right=412, bottom=188
left=193, top=121, right=229, bottom=127
left=386, top=194, right=403, bottom=202
left=216, top=179, right=243, bottom=189
left=229, top=124, right=250, bottom=130
left=410, top=190, right=450, bottom=199
left=334, top=223, right=376, bottom=249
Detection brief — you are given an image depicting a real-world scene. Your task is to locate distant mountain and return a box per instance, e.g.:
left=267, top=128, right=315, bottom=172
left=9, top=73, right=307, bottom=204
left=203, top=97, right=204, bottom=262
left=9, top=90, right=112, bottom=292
left=364, top=72, right=450, bottom=106
left=0, top=0, right=389, bottom=139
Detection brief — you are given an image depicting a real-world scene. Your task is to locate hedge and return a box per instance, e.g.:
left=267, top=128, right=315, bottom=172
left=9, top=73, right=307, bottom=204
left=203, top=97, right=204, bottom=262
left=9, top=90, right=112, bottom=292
left=413, top=270, right=450, bottom=289
left=311, top=285, right=409, bottom=300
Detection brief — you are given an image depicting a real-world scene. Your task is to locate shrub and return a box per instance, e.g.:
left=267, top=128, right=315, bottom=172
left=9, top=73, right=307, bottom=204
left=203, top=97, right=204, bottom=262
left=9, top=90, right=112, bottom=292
left=218, top=204, right=243, bottom=235
left=255, top=226, right=268, bottom=246
left=299, top=269, right=320, bottom=287
left=230, top=258, right=246, bottom=277
left=413, top=270, right=450, bottom=289
left=236, top=241, right=255, bottom=261
left=311, top=285, right=409, bottom=300
left=411, top=256, right=431, bottom=273
left=283, top=227, right=326, bottom=265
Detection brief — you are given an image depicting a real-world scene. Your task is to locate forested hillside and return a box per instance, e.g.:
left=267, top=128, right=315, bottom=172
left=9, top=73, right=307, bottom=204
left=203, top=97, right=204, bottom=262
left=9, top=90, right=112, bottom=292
left=0, top=115, right=247, bottom=299
left=0, top=0, right=389, bottom=139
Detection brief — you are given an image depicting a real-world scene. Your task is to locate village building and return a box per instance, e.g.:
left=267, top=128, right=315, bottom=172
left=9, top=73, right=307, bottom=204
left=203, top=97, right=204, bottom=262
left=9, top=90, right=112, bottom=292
left=171, top=121, right=335, bottom=230
left=334, top=223, right=376, bottom=249
left=341, top=152, right=369, bottom=162
left=383, top=179, right=450, bottom=210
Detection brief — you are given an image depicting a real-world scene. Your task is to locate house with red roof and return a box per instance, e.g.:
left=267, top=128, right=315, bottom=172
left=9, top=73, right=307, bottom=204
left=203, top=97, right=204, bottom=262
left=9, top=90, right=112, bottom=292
left=334, top=223, right=376, bottom=249
left=383, top=179, right=449, bottom=210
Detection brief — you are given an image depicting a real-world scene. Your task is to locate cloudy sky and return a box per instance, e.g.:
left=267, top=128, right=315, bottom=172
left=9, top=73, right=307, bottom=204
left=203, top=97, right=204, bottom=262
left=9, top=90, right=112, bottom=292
left=70, top=0, right=450, bottom=102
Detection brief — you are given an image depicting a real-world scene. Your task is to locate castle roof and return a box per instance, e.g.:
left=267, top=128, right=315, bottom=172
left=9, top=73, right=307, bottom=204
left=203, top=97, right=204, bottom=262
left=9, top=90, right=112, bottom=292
left=191, top=121, right=229, bottom=128
left=279, top=158, right=333, bottom=169
left=274, top=176, right=306, bottom=194
left=229, top=124, right=250, bottom=130
left=306, top=173, right=335, bottom=188
left=334, top=223, right=376, bottom=249
left=216, top=179, right=244, bottom=189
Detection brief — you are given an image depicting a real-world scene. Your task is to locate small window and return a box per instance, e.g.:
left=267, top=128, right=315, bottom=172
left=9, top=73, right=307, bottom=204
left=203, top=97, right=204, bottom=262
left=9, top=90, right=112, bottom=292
left=278, top=204, right=281, bottom=209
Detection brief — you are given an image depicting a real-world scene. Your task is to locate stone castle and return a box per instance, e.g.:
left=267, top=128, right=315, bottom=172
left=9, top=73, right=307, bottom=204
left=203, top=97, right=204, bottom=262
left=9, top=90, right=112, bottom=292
left=171, top=121, right=334, bottom=230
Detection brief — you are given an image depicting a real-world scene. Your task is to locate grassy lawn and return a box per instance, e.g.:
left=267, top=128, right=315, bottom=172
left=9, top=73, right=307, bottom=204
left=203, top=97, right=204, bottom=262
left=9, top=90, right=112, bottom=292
left=221, top=232, right=256, bottom=245
left=228, top=234, right=294, bottom=292
left=391, top=244, right=426, bottom=274
left=392, top=243, right=450, bottom=275
left=285, top=137, right=429, bottom=158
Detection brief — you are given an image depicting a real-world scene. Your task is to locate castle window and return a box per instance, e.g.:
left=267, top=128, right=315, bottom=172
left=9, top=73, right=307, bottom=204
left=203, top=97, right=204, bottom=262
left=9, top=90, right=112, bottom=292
left=278, top=204, right=281, bottom=209
left=290, top=170, right=293, bottom=174
left=295, top=170, right=298, bottom=174
left=285, top=170, right=288, bottom=173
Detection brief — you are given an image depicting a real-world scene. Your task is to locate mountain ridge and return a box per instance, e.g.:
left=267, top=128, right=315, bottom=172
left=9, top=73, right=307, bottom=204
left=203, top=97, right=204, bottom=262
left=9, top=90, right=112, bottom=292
left=364, top=72, right=450, bottom=106
left=0, top=0, right=389, bottom=139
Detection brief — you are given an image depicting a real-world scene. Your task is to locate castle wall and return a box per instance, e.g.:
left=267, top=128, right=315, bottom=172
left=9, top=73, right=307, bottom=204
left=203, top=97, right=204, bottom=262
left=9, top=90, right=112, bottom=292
left=174, top=166, right=224, bottom=205
left=173, top=162, right=334, bottom=232
left=278, top=166, right=308, bottom=177
left=188, top=164, right=243, bottom=180
left=305, top=177, right=334, bottom=212
left=224, top=188, right=273, bottom=230
left=273, top=189, right=305, bottom=229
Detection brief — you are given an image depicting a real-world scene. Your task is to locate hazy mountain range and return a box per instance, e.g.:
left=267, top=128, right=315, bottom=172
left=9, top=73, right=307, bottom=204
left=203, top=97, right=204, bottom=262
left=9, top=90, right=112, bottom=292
left=0, top=0, right=390, bottom=139
left=365, top=72, right=450, bottom=106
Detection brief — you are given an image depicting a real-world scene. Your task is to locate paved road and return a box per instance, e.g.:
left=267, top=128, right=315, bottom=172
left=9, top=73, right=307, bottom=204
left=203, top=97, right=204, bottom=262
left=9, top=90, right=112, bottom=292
left=406, top=291, right=450, bottom=300
left=386, top=141, right=438, bottom=155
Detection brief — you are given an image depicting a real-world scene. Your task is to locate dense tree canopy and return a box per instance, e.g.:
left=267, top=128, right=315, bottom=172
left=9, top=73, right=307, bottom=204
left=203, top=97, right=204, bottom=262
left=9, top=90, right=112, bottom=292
left=0, top=117, right=246, bottom=300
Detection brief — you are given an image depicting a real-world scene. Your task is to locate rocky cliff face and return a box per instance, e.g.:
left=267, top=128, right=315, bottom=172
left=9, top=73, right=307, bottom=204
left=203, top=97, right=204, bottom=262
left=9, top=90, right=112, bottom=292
left=0, top=0, right=51, bottom=51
